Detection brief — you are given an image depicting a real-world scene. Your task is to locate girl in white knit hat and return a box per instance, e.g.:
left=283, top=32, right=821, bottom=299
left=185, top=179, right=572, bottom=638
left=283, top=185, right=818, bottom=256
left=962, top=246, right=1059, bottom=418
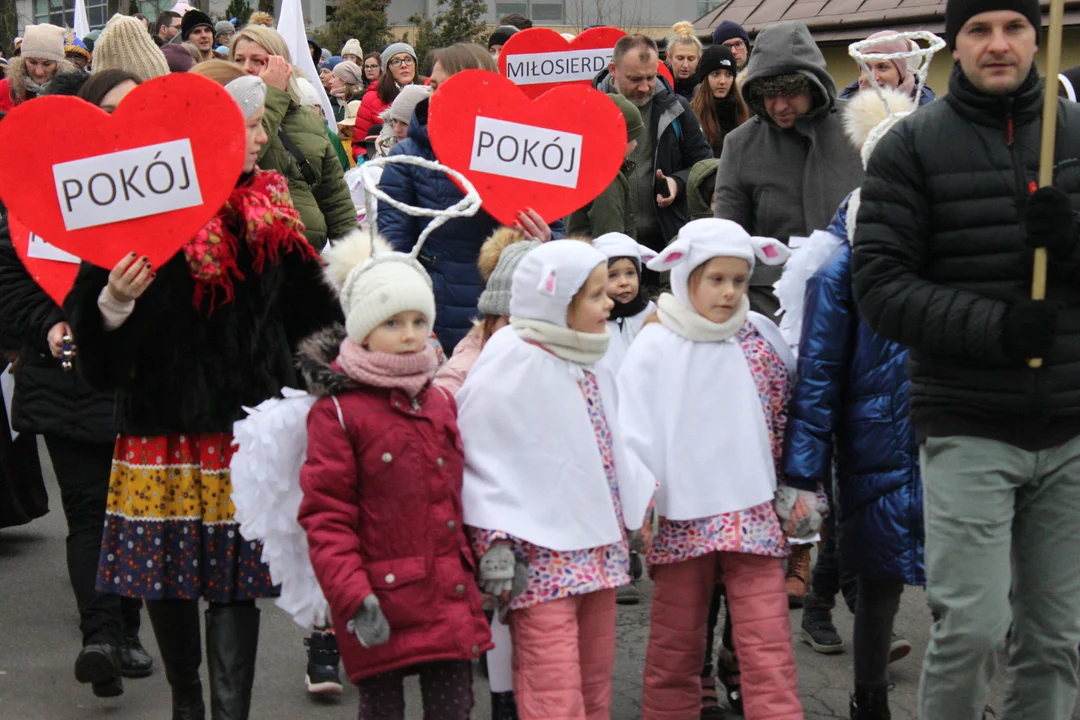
left=296, top=231, right=492, bottom=720
left=458, top=240, right=655, bottom=720
left=618, top=218, right=815, bottom=720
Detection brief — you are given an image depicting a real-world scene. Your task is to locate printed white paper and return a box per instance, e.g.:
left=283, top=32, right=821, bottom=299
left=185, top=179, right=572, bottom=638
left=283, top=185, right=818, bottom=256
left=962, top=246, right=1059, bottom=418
left=27, top=232, right=81, bottom=264
left=504, top=47, right=616, bottom=86
left=470, top=116, right=583, bottom=189
left=52, top=139, right=203, bottom=231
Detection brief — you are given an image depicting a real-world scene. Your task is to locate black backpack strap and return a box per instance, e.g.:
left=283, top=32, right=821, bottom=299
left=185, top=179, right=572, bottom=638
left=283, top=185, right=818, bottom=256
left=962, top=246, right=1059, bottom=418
left=277, top=128, right=319, bottom=188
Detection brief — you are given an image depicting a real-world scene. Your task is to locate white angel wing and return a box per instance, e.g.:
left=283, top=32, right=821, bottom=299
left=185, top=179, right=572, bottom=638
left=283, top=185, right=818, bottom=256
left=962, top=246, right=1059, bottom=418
left=772, top=230, right=846, bottom=357
left=230, top=388, right=328, bottom=628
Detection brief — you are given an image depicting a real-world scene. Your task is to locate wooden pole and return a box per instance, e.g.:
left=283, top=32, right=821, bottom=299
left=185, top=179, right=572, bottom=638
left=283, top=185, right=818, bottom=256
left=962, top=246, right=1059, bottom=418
left=1031, top=0, right=1066, bottom=368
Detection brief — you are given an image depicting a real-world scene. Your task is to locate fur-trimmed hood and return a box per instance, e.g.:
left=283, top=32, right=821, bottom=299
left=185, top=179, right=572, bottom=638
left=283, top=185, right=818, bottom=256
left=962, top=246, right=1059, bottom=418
left=297, top=323, right=357, bottom=397
left=4, top=56, right=78, bottom=104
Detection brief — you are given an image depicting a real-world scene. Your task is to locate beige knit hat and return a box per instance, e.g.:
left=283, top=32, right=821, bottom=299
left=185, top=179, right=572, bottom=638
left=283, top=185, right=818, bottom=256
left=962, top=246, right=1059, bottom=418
left=92, top=14, right=170, bottom=82
left=340, top=38, right=362, bottom=58
left=19, top=24, right=66, bottom=63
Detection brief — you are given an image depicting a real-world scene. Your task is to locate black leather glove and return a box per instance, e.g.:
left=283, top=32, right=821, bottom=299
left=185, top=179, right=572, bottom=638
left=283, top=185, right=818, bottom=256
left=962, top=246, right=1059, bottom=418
left=1024, top=187, right=1079, bottom=261
left=1001, top=299, right=1059, bottom=360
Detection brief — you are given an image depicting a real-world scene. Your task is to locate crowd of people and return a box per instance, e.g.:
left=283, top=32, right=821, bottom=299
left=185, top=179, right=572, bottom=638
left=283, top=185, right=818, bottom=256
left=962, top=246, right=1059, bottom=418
left=2, top=0, right=1080, bottom=719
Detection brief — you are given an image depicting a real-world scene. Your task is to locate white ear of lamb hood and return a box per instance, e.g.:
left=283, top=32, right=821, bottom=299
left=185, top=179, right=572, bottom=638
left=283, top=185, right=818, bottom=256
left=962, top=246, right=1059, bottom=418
left=649, top=218, right=790, bottom=307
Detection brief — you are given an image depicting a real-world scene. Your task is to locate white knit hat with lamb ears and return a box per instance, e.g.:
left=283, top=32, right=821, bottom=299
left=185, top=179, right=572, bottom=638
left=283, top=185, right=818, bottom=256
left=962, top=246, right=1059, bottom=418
left=323, top=155, right=482, bottom=344
left=510, top=240, right=608, bottom=328
left=648, top=218, right=791, bottom=307
left=592, top=232, right=658, bottom=269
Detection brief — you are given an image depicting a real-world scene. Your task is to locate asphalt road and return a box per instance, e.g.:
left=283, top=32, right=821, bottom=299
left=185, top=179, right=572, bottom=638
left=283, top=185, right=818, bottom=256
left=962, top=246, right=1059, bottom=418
left=2, top=441, right=1079, bottom=719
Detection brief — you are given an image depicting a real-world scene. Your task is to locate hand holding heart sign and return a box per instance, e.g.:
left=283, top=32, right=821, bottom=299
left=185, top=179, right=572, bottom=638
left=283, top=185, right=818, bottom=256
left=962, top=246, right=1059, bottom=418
left=427, top=70, right=627, bottom=227
left=0, top=73, right=246, bottom=273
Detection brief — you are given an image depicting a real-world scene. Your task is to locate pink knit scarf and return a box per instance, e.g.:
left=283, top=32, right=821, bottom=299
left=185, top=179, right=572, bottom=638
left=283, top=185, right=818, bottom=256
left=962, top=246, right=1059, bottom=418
left=334, top=338, right=438, bottom=398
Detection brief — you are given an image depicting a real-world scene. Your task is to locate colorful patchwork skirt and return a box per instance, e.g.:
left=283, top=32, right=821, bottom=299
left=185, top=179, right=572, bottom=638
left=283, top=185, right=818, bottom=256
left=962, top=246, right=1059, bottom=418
left=95, top=433, right=275, bottom=602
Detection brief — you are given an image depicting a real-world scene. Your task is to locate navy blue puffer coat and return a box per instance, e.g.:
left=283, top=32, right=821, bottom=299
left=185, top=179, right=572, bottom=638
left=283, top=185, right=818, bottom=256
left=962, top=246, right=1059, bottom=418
left=377, top=99, right=562, bottom=354
left=782, top=198, right=924, bottom=585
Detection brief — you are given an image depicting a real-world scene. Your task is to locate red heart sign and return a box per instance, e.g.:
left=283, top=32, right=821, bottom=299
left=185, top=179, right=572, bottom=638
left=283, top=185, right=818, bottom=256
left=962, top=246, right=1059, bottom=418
left=428, top=70, right=627, bottom=228
left=498, top=26, right=627, bottom=100
left=9, top=214, right=80, bottom=307
left=0, top=73, right=245, bottom=272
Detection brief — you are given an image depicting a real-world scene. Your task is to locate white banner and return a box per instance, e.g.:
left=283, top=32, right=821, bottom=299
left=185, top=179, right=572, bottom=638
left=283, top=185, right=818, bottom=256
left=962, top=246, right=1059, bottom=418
left=52, top=139, right=203, bottom=230
left=470, top=116, right=582, bottom=189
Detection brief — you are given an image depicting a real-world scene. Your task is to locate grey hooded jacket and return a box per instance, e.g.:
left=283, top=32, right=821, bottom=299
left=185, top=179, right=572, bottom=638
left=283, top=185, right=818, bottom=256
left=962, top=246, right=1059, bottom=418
left=713, top=21, right=863, bottom=315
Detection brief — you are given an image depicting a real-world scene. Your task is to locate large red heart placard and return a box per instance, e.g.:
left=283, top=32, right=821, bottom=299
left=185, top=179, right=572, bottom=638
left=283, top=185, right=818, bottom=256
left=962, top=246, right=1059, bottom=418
left=0, top=72, right=245, bottom=271
left=428, top=70, right=627, bottom=228
left=9, top=214, right=81, bottom=307
left=498, top=27, right=627, bottom=100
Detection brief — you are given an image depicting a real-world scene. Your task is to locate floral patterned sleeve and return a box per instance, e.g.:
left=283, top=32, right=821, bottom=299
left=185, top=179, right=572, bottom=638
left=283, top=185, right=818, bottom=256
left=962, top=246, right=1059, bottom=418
left=468, top=527, right=514, bottom=561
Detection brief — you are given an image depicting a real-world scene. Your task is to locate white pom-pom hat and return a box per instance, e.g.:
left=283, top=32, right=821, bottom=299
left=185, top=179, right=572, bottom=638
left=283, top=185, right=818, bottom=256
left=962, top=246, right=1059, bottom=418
left=648, top=218, right=790, bottom=306
left=324, top=155, right=482, bottom=343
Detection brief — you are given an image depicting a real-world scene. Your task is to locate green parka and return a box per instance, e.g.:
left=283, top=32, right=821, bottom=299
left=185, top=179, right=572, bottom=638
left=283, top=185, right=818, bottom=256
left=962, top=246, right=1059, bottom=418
left=259, top=87, right=357, bottom=251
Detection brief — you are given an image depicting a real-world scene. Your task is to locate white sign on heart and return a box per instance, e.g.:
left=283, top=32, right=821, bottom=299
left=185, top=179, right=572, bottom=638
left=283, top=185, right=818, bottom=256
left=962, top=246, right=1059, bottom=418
left=27, top=231, right=81, bottom=264
left=52, top=139, right=204, bottom=231
left=471, top=116, right=583, bottom=189
left=503, top=48, right=616, bottom=85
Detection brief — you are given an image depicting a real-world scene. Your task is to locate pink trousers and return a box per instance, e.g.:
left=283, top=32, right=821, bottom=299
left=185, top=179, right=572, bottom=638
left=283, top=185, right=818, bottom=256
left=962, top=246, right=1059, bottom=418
left=509, top=588, right=617, bottom=720
left=642, top=553, right=802, bottom=720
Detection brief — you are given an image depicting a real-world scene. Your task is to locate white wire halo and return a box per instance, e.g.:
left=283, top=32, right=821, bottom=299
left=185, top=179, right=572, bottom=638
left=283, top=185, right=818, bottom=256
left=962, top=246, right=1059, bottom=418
left=848, top=30, right=946, bottom=114
left=359, top=154, right=483, bottom=259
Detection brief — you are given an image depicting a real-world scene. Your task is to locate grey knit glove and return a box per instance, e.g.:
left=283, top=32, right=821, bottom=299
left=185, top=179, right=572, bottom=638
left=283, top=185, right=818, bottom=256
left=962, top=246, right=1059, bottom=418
left=348, top=594, right=390, bottom=648
left=480, top=544, right=528, bottom=599
left=775, top=486, right=823, bottom=540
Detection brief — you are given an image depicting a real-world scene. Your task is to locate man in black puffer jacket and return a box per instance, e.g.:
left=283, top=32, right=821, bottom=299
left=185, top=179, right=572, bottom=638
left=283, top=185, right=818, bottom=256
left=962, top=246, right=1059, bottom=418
left=851, top=0, right=1080, bottom=715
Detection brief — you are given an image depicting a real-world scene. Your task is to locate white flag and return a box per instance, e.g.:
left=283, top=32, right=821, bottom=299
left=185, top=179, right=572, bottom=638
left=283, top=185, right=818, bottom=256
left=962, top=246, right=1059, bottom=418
left=73, top=0, right=90, bottom=40
left=276, top=0, right=336, bottom=127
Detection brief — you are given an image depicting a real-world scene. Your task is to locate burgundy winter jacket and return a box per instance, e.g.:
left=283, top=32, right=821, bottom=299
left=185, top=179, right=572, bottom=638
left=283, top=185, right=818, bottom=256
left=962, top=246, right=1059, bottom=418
left=297, top=326, right=492, bottom=683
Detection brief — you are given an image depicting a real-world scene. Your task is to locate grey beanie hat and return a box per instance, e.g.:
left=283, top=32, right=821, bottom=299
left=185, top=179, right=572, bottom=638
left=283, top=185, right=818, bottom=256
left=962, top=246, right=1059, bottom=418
left=380, top=42, right=416, bottom=71
left=478, top=240, right=541, bottom=316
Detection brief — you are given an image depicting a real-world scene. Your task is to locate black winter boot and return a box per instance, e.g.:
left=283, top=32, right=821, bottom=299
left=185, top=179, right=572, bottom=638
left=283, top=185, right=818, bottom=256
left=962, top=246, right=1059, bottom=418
left=146, top=599, right=205, bottom=720
left=491, top=691, right=520, bottom=720
left=849, top=684, right=890, bottom=720
left=800, top=593, right=844, bottom=654
left=304, top=629, right=343, bottom=695
left=206, top=605, right=260, bottom=720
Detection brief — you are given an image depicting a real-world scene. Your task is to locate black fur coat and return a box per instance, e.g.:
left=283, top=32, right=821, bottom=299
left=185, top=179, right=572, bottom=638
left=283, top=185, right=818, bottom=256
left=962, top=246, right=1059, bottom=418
left=65, top=239, right=343, bottom=436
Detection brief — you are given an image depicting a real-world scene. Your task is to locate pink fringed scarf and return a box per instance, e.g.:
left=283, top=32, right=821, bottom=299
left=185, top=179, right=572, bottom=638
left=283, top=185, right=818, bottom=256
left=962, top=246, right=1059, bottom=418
left=183, top=170, right=317, bottom=311
left=335, top=337, right=438, bottom=398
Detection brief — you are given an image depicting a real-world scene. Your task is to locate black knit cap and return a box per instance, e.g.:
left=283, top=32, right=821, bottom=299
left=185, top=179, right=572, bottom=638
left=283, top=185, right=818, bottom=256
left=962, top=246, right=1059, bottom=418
left=697, top=44, right=737, bottom=84
left=488, top=24, right=518, bottom=50
left=181, top=9, right=214, bottom=40
left=945, top=0, right=1041, bottom=48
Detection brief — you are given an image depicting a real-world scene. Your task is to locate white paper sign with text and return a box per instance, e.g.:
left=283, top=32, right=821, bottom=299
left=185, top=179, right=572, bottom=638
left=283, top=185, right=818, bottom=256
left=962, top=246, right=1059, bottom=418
left=52, top=139, right=203, bottom=231
left=504, top=48, right=616, bottom=86
left=27, top=232, right=81, bottom=264
left=471, top=117, right=583, bottom=189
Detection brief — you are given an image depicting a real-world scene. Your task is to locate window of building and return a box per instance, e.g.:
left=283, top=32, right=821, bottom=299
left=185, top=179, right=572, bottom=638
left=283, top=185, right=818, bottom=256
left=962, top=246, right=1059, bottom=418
left=34, top=0, right=109, bottom=30
left=698, top=0, right=728, bottom=17
left=495, top=1, right=563, bottom=25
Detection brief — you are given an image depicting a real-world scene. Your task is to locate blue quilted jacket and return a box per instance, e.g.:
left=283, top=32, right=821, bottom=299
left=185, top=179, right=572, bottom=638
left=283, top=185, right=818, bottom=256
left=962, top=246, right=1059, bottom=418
left=377, top=100, right=562, bottom=353
left=782, top=196, right=925, bottom=585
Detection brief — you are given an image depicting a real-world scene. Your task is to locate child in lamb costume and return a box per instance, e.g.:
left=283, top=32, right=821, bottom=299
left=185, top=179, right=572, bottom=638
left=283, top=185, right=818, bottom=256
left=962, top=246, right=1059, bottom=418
left=459, top=240, right=655, bottom=720
left=619, top=218, right=817, bottom=720
left=592, top=232, right=658, bottom=374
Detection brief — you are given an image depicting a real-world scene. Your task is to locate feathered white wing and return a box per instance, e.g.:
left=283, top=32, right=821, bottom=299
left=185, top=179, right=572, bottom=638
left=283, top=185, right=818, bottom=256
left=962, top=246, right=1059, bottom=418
left=230, top=388, right=328, bottom=628
left=773, top=230, right=846, bottom=356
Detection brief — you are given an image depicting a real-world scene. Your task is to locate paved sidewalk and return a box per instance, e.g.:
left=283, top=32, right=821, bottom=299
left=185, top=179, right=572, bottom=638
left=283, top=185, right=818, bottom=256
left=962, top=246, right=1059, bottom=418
left=2, top=444, right=1079, bottom=719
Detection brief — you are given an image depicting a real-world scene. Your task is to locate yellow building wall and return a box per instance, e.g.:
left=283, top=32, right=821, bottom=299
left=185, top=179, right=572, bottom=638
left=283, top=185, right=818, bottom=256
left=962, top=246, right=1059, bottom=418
left=821, top=28, right=1080, bottom=97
